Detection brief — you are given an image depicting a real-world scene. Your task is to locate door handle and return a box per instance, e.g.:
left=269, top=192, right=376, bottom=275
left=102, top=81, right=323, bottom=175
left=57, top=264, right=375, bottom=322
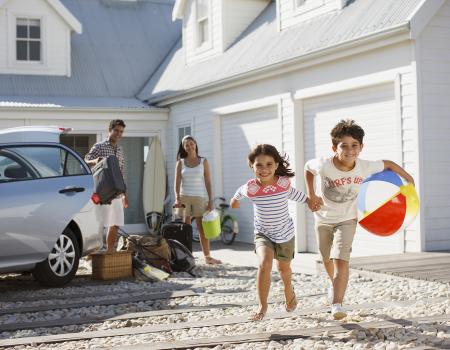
left=59, top=187, right=85, bottom=194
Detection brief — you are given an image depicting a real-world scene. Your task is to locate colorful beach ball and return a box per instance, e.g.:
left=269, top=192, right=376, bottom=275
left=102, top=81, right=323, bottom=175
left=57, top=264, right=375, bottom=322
left=357, top=170, right=419, bottom=236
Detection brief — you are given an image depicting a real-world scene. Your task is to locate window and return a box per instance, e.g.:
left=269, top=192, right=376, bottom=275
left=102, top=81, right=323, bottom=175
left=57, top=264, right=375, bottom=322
left=16, top=18, right=41, bottom=62
left=0, top=151, right=33, bottom=183
left=178, top=125, right=192, bottom=144
left=196, top=0, right=209, bottom=47
left=2, top=146, right=87, bottom=180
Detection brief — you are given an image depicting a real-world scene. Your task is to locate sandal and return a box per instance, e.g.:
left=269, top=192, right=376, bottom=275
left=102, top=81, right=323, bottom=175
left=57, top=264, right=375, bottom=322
left=205, top=256, right=222, bottom=265
left=248, top=311, right=266, bottom=321
left=285, top=287, right=297, bottom=312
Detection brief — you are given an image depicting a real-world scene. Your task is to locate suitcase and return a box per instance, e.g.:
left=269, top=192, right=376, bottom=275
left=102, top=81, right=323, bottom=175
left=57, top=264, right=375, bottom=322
left=92, top=155, right=126, bottom=205
left=161, top=222, right=193, bottom=252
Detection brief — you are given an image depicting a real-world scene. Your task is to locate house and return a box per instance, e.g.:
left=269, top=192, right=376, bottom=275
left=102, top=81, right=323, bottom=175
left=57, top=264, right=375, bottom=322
left=0, top=0, right=180, bottom=232
left=1, top=0, right=449, bottom=256
left=138, top=0, right=450, bottom=255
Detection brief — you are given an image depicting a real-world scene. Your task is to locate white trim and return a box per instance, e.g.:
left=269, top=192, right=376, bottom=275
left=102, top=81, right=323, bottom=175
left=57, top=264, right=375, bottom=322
left=47, top=0, right=82, bottom=34
left=172, top=0, right=187, bottom=21
left=275, top=0, right=281, bottom=33
left=151, top=25, right=411, bottom=106
left=408, top=0, right=445, bottom=39
left=212, top=115, right=223, bottom=197
left=394, top=73, right=405, bottom=253
left=8, top=12, right=47, bottom=70
left=0, top=110, right=169, bottom=121
left=193, top=0, right=212, bottom=53
left=294, top=67, right=410, bottom=100
left=411, top=40, right=424, bottom=252
left=66, top=27, right=71, bottom=77
left=292, top=96, right=307, bottom=252
left=212, top=94, right=290, bottom=115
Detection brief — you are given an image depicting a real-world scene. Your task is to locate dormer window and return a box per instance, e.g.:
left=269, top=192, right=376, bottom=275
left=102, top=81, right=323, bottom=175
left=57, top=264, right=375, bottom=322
left=16, top=18, right=41, bottom=62
left=196, top=0, right=210, bottom=47
left=293, top=0, right=324, bottom=15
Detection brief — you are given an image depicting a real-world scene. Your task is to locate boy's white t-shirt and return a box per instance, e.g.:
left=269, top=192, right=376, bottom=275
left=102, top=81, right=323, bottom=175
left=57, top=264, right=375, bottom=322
left=305, top=157, right=384, bottom=224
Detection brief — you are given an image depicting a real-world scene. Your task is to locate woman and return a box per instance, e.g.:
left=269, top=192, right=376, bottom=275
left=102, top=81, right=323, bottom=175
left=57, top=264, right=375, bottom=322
left=174, top=135, right=222, bottom=265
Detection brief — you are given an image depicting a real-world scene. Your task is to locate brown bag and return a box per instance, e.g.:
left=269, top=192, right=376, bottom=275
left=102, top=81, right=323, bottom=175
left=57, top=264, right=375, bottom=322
left=126, top=235, right=172, bottom=273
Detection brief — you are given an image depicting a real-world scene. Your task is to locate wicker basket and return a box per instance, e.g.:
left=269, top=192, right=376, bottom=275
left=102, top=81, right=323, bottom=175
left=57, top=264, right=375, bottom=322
left=91, top=251, right=132, bottom=280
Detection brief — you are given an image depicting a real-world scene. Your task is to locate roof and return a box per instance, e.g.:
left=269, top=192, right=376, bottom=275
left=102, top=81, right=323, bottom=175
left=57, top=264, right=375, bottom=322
left=0, top=0, right=180, bottom=108
left=139, top=0, right=424, bottom=103
left=0, top=96, right=156, bottom=109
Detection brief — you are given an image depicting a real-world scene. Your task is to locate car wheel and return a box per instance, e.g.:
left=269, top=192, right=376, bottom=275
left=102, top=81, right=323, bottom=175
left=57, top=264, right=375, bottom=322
left=32, top=227, right=80, bottom=287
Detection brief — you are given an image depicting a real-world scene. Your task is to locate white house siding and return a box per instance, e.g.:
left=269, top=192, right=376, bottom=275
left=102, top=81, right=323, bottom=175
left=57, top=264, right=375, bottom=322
left=221, top=106, right=280, bottom=243
left=184, top=0, right=223, bottom=65
left=0, top=0, right=71, bottom=76
left=165, top=41, right=418, bottom=253
left=417, top=0, right=450, bottom=250
left=277, top=0, right=343, bottom=31
left=222, top=0, right=269, bottom=50
left=303, top=83, right=405, bottom=256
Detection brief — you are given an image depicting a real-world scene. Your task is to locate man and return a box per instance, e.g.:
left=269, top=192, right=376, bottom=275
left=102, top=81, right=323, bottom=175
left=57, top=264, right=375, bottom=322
left=85, top=119, right=128, bottom=252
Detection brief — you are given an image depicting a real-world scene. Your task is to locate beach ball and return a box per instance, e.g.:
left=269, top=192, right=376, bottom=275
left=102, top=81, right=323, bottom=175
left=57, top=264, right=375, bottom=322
left=357, top=170, right=419, bottom=236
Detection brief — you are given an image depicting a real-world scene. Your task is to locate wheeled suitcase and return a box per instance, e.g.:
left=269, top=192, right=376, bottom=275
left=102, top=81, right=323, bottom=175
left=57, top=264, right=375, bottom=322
left=92, top=155, right=126, bottom=205
left=161, top=222, right=193, bottom=252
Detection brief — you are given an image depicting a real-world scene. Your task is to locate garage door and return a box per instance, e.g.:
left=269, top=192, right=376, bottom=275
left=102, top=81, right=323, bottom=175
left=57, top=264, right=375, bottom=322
left=303, top=83, right=404, bottom=256
left=221, top=106, right=281, bottom=243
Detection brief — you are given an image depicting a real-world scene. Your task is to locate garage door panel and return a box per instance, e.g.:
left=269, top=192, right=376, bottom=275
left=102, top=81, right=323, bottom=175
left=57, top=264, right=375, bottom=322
left=303, top=83, right=403, bottom=256
left=221, top=106, right=280, bottom=243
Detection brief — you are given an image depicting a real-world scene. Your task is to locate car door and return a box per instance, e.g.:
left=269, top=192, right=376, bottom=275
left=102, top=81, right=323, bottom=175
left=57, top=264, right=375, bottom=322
left=0, top=144, right=93, bottom=269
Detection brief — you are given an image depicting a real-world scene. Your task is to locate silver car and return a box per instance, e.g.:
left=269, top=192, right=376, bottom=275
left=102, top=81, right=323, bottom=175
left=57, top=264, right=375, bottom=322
left=0, top=126, right=102, bottom=286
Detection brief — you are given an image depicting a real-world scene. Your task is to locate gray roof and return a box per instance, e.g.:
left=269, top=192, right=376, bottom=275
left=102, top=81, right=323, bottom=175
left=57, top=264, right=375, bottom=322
left=0, top=0, right=180, bottom=108
left=139, top=0, right=422, bottom=103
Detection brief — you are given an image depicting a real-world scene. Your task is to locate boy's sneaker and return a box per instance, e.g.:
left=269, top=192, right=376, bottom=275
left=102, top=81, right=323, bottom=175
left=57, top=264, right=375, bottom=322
left=331, top=303, right=347, bottom=320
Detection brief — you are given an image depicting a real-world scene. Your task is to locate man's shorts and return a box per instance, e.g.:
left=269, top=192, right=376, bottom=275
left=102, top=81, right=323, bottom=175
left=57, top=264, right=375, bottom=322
left=315, top=219, right=357, bottom=262
left=254, top=233, right=295, bottom=262
left=180, top=195, right=208, bottom=217
left=97, top=196, right=124, bottom=227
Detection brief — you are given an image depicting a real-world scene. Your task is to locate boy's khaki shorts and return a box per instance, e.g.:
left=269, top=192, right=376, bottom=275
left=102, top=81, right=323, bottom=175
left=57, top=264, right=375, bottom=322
left=179, top=195, right=208, bottom=217
left=315, top=219, right=357, bottom=262
left=254, top=233, right=295, bottom=262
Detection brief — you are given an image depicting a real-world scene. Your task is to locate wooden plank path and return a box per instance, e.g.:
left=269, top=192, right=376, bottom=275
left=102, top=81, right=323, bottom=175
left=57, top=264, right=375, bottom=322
left=0, top=296, right=447, bottom=347
left=117, top=314, right=450, bottom=350
left=0, top=289, right=197, bottom=316
left=0, top=292, right=325, bottom=332
left=350, top=251, right=450, bottom=283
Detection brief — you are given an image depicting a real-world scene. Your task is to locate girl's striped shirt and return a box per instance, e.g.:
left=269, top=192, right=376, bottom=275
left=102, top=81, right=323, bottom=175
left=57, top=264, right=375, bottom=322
left=233, top=176, right=307, bottom=243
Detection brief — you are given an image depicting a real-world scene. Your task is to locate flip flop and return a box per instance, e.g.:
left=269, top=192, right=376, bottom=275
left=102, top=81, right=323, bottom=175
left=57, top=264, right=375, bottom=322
left=285, top=287, right=297, bottom=312
left=248, top=311, right=266, bottom=321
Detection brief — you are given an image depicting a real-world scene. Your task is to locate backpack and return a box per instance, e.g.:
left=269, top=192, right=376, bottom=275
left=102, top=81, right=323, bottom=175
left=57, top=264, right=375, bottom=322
left=126, top=234, right=172, bottom=274
left=167, top=239, right=196, bottom=277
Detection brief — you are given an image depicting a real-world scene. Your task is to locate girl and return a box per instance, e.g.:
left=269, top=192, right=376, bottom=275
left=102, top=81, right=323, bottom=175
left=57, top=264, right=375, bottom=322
left=174, top=135, right=222, bottom=265
left=231, top=144, right=315, bottom=321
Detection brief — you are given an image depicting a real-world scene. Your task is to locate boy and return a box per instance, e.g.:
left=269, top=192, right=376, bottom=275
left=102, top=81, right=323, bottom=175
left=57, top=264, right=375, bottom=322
left=304, top=119, right=414, bottom=320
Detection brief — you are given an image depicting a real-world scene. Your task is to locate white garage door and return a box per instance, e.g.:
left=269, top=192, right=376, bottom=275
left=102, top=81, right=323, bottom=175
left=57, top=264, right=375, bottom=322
left=221, top=106, right=281, bottom=243
left=303, top=83, right=404, bottom=256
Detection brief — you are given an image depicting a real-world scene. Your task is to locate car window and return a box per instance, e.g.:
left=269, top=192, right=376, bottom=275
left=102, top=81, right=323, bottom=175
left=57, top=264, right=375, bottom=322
left=64, top=151, right=88, bottom=176
left=0, top=152, right=34, bottom=183
left=6, top=146, right=87, bottom=179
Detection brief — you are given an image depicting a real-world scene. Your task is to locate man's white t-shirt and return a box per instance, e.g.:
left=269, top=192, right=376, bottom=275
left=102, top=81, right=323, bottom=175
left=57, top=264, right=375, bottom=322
left=305, top=157, right=384, bottom=224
